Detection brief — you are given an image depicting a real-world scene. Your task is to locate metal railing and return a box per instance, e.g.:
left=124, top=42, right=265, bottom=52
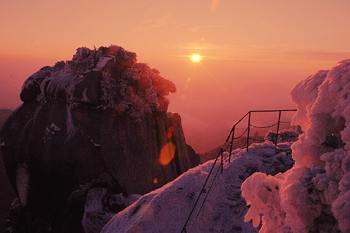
left=180, top=109, right=297, bottom=233
left=225, top=109, right=297, bottom=161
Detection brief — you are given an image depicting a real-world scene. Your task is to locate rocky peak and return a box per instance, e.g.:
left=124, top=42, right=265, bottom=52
left=20, top=45, right=176, bottom=120
left=1, top=45, right=197, bottom=233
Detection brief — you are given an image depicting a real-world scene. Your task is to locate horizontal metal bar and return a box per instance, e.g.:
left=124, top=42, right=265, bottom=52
left=249, top=109, right=297, bottom=113
left=232, top=112, right=250, bottom=126
left=226, top=109, right=297, bottom=146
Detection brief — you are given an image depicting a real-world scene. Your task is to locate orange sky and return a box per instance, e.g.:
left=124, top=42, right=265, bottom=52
left=1, top=0, right=350, bottom=152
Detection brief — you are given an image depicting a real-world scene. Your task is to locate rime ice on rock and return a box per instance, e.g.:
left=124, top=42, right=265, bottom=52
left=265, top=128, right=300, bottom=144
left=242, top=60, right=350, bottom=233
left=43, top=123, right=61, bottom=143
left=21, top=45, right=176, bottom=120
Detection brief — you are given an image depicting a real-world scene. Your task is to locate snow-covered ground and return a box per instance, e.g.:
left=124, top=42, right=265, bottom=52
left=101, top=142, right=293, bottom=233
left=242, top=60, right=350, bottom=233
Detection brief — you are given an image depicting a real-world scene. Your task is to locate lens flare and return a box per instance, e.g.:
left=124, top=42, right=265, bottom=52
left=153, top=177, right=159, bottom=184
left=159, top=142, right=176, bottom=166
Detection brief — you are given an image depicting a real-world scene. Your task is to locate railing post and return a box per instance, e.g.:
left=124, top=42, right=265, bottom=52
left=275, top=110, right=282, bottom=145
left=220, top=148, right=224, bottom=174
left=246, top=112, right=251, bottom=151
left=229, top=126, right=235, bottom=163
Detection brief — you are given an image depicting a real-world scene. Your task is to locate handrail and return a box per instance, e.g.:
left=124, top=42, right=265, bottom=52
left=224, top=109, right=297, bottom=143
left=230, top=109, right=297, bottom=129
left=180, top=108, right=297, bottom=233
left=249, top=109, right=297, bottom=113
left=180, top=149, right=223, bottom=233
left=227, top=109, right=297, bottom=151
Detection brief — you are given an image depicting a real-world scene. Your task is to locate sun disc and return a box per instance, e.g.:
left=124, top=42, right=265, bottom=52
left=190, top=53, right=203, bottom=63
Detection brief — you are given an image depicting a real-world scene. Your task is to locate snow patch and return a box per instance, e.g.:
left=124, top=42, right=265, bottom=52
left=43, top=123, right=61, bottom=143
left=82, top=187, right=140, bottom=233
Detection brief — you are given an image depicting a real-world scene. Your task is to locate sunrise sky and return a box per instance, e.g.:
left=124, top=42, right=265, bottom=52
left=1, top=0, right=350, bottom=151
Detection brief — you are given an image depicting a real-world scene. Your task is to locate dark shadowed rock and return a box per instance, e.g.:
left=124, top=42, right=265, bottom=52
left=0, top=46, right=199, bottom=233
left=0, top=110, right=12, bottom=130
left=0, top=109, right=14, bottom=233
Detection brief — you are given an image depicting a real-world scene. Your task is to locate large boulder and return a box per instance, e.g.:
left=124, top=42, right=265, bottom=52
left=0, top=110, right=12, bottom=129
left=0, top=46, right=199, bottom=233
left=0, top=109, right=15, bottom=233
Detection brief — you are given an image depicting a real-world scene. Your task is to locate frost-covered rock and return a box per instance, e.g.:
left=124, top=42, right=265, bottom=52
left=101, top=142, right=293, bottom=233
left=82, top=187, right=140, bottom=233
left=242, top=59, right=350, bottom=233
left=20, top=45, right=176, bottom=118
left=265, top=127, right=301, bottom=144
left=0, top=45, right=199, bottom=233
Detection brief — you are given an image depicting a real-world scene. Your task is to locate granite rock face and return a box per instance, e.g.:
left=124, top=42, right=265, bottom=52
left=0, top=46, right=199, bottom=233
left=0, top=109, right=15, bottom=233
left=0, top=110, right=12, bottom=129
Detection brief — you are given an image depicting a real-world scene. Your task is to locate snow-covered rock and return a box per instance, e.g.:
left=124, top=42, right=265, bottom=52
left=265, top=127, right=301, bottom=144
left=82, top=187, right=140, bottom=233
left=20, top=46, right=176, bottom=118
left=242, top=59, right=350, bottom=233
left=101, top=142, right=293, bottom=233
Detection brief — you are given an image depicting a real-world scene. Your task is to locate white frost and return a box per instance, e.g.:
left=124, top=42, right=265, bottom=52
left=82, top=187, right=140, bottom=233
left=21, top=45, right=176, bottom=121
left=93, top=56, right=114, bottom=71
left=242, top=59, right=350, bottom=233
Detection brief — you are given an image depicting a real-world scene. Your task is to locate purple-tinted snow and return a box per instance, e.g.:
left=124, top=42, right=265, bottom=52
left=101, top=142, right=293, bottom=233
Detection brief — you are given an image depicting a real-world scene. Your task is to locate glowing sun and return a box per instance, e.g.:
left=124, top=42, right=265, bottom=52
left=190, top=53, right=203, bottom=63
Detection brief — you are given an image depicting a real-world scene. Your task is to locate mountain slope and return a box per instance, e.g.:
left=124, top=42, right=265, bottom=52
left=101, top=142, right=293, bottom=233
